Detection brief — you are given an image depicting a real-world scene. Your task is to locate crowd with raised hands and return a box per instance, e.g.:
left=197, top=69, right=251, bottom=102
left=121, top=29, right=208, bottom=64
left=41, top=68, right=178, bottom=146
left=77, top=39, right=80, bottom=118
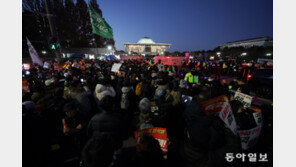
left=22, top=58, right=273, bottom=167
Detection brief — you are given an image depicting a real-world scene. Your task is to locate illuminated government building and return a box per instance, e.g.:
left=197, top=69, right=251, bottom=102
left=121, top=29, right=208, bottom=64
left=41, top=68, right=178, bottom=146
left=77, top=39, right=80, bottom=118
left=124, top=37, right=171, bottom=56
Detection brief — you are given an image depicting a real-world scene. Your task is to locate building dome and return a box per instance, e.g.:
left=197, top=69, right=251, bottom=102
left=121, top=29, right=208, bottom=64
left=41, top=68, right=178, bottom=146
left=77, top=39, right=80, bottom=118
left=137, top=37, right=155, bottom=44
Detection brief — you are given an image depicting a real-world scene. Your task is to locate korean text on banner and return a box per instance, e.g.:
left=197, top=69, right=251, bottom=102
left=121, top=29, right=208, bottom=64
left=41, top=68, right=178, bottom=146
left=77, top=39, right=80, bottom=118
left=134, top=127, right=167, bottom=152
left=237, top=126, right=262, bottom=150
left=200, top=95, right=228, bottom=115
left=154, top=56, right=188, bottom=66
left=234, top=92, right=253, bottom=108
left=249, top=107, right=263, bottom=126
left=111, top=63, right=122, bottom=72
left=219, top=101, right=238, bottom=135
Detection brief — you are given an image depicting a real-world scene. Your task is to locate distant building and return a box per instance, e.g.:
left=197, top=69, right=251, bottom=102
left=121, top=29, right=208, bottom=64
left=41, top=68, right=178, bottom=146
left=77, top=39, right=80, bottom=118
left=219, top=36, right=273, bottom=49
left=61, top=47, right=115, bottom=59
left=124, top=37, right=171, bottom=56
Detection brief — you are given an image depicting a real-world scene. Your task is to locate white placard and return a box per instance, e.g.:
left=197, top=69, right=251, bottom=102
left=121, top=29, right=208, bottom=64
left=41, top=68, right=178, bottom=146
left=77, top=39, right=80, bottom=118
left=234, top=92, right=253, bottom=108
left=111, top=63, right=122, bottom=72
left=237, top=125, right=262, bottom=150
left=219, top=101, right=238, bottom=135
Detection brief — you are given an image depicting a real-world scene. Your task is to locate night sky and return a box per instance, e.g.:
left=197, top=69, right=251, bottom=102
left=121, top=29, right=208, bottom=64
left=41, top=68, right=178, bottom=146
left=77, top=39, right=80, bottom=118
left=98, top=0, right=273, bottom=52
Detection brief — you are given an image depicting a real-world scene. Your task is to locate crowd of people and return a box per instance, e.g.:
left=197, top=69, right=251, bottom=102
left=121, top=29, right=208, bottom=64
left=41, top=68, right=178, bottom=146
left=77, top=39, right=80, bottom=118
left=22, top=57, right=273, bottom=167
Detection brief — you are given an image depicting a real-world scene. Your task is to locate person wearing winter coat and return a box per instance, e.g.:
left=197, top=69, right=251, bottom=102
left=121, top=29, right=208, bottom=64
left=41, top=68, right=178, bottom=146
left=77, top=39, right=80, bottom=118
left=87, top=95, right=123, bottom=150
left=93, top=81, right=116, bottom=110
left=68, top=80, right=92, bottom=120
left=137, top=98, right=154, bottom=130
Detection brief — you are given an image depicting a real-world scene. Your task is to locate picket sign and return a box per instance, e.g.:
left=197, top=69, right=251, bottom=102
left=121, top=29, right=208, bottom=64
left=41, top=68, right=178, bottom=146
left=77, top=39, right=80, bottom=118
left=111, top=63, right=122, bottom=72
left=218, top=101, right=238, bottom=135
left=54, top=64, right=63, bottom=71
left=200, top=95, right=228, bottom=115
left=23, top=64, right=31, bottom=70
left=237, top=125, right=262, bottom=150
left=234, top=92, right=253, bottom=108
left=249, top=107, right=263, bottom=126
left=22, top=80, right=30, bottom=94
left=134, top=127, right=167, bottom=153
left=43, top=62, right=50, bottom=69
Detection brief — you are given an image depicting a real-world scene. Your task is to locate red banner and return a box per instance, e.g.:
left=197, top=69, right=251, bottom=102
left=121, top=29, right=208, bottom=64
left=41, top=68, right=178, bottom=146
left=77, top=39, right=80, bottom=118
left=22, top=80, right=30, bottom=94
left=134, top=127, right=167, bottom=152
left=53, top=64, right=63, bottom=71
left=200, top=95, right=228, bottom=115
left=120, top=56, right=143, bottom=60
left=154, top=56, right=188, bottom=66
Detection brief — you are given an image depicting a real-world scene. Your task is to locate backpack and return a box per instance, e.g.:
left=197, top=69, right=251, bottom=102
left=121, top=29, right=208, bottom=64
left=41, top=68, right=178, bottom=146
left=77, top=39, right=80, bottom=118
left=135, top=82, right=143, bottom=96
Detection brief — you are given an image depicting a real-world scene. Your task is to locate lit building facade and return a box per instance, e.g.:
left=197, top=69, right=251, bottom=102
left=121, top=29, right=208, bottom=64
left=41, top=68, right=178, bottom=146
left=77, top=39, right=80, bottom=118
left=219, top=37, right=273, bottom=49
left=124, top=37, right=171, bottom=56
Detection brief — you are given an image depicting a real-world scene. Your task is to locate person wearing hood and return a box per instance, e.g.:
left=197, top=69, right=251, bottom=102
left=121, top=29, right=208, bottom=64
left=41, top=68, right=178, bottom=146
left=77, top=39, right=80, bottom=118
left=93, top=78, right=116, bottom=110
left=120, top=78, right=135, bottom=110
left=137, top=98, right=154, bottom=130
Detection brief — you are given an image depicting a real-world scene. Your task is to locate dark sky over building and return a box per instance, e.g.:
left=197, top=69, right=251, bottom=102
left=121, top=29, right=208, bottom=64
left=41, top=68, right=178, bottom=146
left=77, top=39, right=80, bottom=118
left=98, top=0, right=273, bottom=52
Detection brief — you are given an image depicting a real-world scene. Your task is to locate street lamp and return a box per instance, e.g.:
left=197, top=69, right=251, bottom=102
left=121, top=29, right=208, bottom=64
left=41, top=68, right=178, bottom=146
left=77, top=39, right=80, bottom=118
left=216, top=52, right=221, bottom=57
left=266, top=53, right=272, bottom=56
left=107, top=45, right=112, bottom=50
left=42, top=50, right=47, bottom=54
left=241, top=52, right=247, bottom=56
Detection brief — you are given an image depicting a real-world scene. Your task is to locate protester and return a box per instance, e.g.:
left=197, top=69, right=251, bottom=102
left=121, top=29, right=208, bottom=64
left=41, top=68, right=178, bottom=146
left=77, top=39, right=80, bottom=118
left=22, top=57, right=272, bottom=167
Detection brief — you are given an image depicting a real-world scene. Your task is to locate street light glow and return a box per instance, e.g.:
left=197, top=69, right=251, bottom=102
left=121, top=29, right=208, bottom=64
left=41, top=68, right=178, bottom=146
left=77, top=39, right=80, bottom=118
left=42, top=50, right=47, bottom=54
left=241, top=52, right=247, bottom=56
left=266, top=53, right=272, bottom=56
left=107, top=45, right=112, bottom=50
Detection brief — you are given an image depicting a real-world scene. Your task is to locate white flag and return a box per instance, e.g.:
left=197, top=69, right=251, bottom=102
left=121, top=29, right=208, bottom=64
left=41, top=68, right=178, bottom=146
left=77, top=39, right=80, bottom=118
left=26, top=38, right=43, bottom=66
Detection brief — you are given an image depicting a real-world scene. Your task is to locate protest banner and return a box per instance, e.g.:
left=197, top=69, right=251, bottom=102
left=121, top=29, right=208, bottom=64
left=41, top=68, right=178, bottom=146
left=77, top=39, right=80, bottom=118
left=237, top=125, right=262, bottom=150
left=120, top=56, right=143, bottom=60
left=22, top=80, right=30, bottom=94
left=200, top=95, right=228, bottom=115
left=219, top=101, right=238, bottom=135
left=234, top=92, right=253, bottom=108
left=111, top=63, right=122, bottom=72
left=134, top=127, right=167, bottom=152
left=154, top=56, right=188, bottom=66
left=249, top=107, right=263, bottom=126
left=53, top=64, right=63, bottom=71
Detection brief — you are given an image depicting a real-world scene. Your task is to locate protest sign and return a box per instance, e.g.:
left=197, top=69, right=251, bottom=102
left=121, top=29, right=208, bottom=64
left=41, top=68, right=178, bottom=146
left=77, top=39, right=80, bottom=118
left=43, top=62, right=50, bottom=69
left=134, top=127, right=167, bottom=152
left=219, top=101, right=238, bottom=135
left=234, top=92, right=253, bottom=108
left=53, top=64, right=63, bottom=71
left=200, top=95, right=228, bottom=115
left=22, top=80, right=30, bottom=94
left=111, top=63, right=122, bottom=72
left=120, top=56, right=143, bottom=60
left=237, top=125, right=262, bottom=150
left=249, top=107, right=263, bottom=126
left=23, top=64, right=30, bottom=70
left=154, top=56, right=188, bottom=66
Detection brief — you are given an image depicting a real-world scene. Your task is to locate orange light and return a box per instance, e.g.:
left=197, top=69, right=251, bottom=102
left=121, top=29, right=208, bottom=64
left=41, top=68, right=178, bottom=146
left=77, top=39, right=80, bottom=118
left=247, top=74, right=252, bottom=78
